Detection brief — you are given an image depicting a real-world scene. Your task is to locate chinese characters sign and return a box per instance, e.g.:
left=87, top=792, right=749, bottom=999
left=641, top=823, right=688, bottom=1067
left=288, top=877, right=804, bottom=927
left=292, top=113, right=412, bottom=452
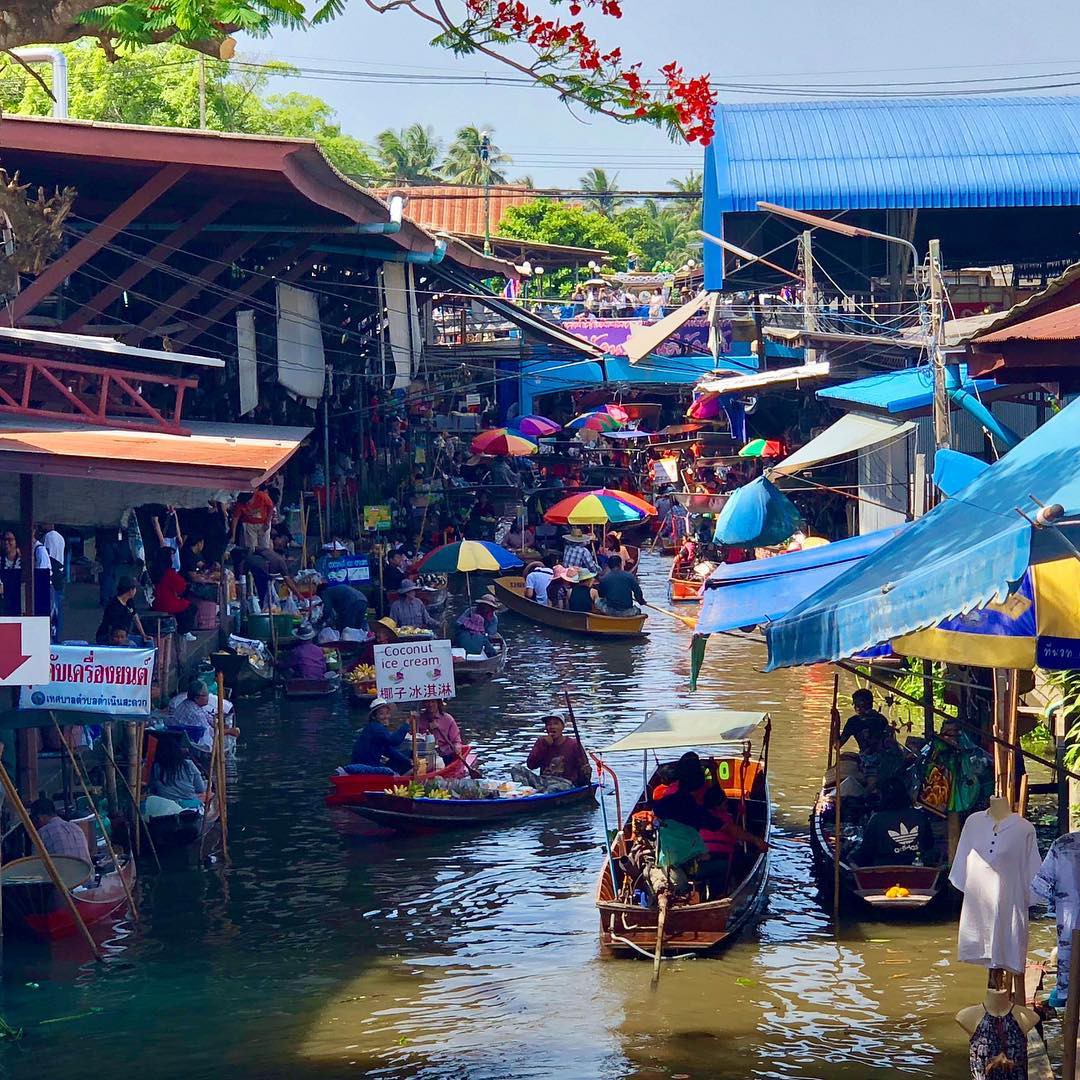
left=374, top=639, right=456, bottom=702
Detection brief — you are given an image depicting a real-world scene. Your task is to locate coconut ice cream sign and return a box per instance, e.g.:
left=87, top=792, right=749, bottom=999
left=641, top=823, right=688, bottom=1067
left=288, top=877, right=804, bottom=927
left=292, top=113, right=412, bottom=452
left=374, top=639, right=456, bottom=702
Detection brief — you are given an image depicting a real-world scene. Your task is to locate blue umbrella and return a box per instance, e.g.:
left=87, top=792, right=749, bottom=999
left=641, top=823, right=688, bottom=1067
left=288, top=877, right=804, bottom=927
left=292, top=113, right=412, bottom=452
left=415, top=540, right=523, bottom=574
left=713, top=476, right=801, bottom=547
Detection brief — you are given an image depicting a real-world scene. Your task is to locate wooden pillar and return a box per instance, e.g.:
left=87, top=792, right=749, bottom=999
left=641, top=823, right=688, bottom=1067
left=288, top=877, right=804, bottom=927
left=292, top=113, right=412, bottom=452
left=921, top=659, right=934, bottom=741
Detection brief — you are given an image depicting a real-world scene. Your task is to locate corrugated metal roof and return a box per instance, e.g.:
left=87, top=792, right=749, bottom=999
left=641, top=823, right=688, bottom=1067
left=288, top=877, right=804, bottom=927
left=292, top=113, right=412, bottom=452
left=975, top=300, right=1080, bottom=343
left=706, top=96, right=1080, bottom=213
left=372, top=185, right=537, bottom=235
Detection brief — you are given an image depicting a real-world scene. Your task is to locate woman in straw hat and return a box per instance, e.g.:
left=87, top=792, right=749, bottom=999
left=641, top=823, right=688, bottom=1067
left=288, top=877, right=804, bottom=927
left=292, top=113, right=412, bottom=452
left=454, top=589, right=503, bottom=657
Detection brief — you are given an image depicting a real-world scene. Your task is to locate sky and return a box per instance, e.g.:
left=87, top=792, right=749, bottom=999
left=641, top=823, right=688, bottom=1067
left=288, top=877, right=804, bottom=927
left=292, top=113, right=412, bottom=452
left=248, top=0, right=1080, bottom=191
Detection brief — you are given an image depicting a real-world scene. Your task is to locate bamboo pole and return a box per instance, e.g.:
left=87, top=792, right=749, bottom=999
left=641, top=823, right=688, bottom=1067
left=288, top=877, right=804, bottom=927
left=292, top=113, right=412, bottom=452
left=199, top=734, right=220, bottom=860
left=101, top=723, right=119, bottom=819
left=411, top=714, right=419, bottom=777
left=215, top=672, right=230, bottom=864
left=651, top=890, right=669, bottom=988
left=50, top=717, right=138, bottom=918
left=131, top=723, right=144, bottom=857
left=831, top=674, right=842, bottom=928
left=0, top=760, right=102, bottom=960
left=1064, top=927, right=1080, bottom=1080
left=96, top=731, right=161, bottom=872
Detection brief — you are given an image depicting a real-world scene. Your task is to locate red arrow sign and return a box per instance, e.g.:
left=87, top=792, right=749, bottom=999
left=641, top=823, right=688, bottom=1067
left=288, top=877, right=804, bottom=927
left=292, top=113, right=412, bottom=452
left=0, top=622, right=31, bottom=680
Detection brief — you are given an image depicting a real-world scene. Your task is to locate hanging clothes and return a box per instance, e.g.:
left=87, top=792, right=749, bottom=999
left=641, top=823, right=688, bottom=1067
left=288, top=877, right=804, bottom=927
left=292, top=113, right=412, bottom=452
left=948, top=810, right=1042, bottom=975
left=1032, top=830, right=1080, bottom=1001
left=968, top=1009, right=1027, bottom=1080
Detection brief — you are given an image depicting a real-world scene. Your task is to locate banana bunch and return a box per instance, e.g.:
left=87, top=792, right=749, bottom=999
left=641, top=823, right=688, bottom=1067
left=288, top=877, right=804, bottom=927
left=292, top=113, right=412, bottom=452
left=345, top=664, right=376, bottom=686
left=397, top=626, right=434, bottom=637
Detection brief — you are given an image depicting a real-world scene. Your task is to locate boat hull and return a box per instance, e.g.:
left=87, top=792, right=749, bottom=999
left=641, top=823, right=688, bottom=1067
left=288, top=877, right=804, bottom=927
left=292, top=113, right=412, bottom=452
left=284, top=673, right=341, bottom=699
left=349, top=783, right=597, bottom=830
left=453, top=646, right=507, bottom=684
left=668, top=575, right=701, bottom=602
left=3, top=858, right=135, bottom=941
left=324, top=748, right=478, bottom=806
left=492, top=576, right=647, bottom=638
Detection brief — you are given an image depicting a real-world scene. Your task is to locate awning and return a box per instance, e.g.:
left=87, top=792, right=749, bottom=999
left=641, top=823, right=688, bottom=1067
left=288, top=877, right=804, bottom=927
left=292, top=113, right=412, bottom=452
left=697, top=360, right=830, bottom=394
left=0, top=418, right=310, bottom=525
left=765, top=396, right=1080, bottom=669
left=625, top=291, right=708, bottom=365
left=600, top=709, right=764, bottom=753
left=816, top=365, right=1001, bottom=417
left=0, top=325, right=224, bottom=369
left=696, top=526, right=906, bottom=635
left=769, top=413, right=915, bottom=477
left=933, top=449, right=990, bottom=497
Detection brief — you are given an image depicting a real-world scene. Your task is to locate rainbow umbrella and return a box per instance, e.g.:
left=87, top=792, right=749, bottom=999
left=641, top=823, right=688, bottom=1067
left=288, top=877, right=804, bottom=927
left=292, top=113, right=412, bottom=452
left=738, top=437, right=784, bottom=459
left=511, top=414, right=561, bottom=438
left=567, top=405, right=630, bottom=433
left=687, top=393, right=724, bottom=421
left=470, top=428, right=539, bottom=456
left=415, top=540, right=523, bottom=574
left=544, top=488, right=657, bottom=526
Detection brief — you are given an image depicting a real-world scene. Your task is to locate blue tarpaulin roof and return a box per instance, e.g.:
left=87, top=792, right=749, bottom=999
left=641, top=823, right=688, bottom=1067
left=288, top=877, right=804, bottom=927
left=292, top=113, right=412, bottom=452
left=816, top=365, right=997, bottom=416
left=765, top=397, right=1080, bottom=669
left=696, top=527, right=905, bottom=635
left=712, top=476, right=801, bottom=547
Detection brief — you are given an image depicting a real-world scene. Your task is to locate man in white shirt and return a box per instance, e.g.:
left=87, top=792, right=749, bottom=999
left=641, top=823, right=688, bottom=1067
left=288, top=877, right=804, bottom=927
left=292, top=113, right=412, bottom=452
left=524, top=554, right=556, bottom=605
left=40, top=523, right=65, bottom=640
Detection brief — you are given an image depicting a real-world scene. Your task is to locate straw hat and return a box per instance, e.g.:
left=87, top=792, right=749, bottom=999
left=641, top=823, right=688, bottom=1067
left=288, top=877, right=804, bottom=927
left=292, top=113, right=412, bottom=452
left=376, top=616, right=399, bottom=634
left=294, top=622, right=316, bottom=641
left=475, top=589, right=503, bottom=611
left=563, top=528, right=590, bottom=544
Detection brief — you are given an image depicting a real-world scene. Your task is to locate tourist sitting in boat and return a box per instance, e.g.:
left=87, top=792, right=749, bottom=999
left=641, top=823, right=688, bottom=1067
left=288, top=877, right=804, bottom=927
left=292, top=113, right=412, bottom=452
left=418, top=699, right=463, bottom=767
left=566, top=568, right=599, bottom=613
left=524, top=714, right=591, bottom=787
left=338, top=698, right=412, bottom=775
left=561, top=527, right=600, bottom=575
left=545, top=564, right=572, bottom=610
left=852, top=779, right=935, bottom=867
left=454, top=591, right=502, bottom=657
left=29, top=798, right=91, bottom=863
left=147, top=735, right=207, bottom=810
left=388, top=580, right=440, bottom=631
left=317, top=581, right=369, bottom=634
left=698, top=786, right=768, bottom=898
left=673, top=537, right=697, bottom=576
left=524, top=553, right=557, bottom=604
left=602, top=532, right=633, bottom=571
left=652, top=753, right=709, bottom=828
left=506, top=520, right=535, bottom=551
left=171, top=679, right=241, bottom=752
left=283, top=622, right=328, bottom=680
left=596, top=555, right=644, bottom=617
left=839, top=689, right=891, bottom=751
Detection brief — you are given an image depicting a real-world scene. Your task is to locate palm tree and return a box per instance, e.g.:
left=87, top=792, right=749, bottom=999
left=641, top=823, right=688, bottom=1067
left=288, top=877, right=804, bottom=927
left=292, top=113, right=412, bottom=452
left=375, top=124, right=443, bottom=184
left=580, top=167, right=625, bottom=216
left=669, top=170, right=703, bottom=226
left=442, top=125, right=511, bottom=185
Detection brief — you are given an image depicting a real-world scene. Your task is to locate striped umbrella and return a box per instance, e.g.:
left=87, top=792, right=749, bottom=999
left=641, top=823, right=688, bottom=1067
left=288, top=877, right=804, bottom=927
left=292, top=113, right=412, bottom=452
left=544, top=488, right=657, bottom=526
left=567, top=405, right=630, bottom=433
left=415, top=540, right=523, bottom=574
left=470, top=428, right=539, bottom=456
left=511, top=414, right=561, bottom=438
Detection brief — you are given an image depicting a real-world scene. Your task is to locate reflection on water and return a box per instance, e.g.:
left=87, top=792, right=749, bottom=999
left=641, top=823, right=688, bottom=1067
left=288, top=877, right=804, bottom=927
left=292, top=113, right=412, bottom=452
left=0, top=553, right=1057, bottom=1079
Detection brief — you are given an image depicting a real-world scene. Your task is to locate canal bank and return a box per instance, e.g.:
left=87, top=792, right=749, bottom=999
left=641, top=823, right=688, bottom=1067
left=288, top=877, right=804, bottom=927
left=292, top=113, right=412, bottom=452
left=0, top=553, right=1056, bottom=1078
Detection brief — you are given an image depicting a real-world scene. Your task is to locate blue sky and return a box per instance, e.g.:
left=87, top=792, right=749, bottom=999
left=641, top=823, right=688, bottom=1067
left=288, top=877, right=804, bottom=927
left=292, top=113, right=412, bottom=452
left=249, top=0, right=1080, bottom=189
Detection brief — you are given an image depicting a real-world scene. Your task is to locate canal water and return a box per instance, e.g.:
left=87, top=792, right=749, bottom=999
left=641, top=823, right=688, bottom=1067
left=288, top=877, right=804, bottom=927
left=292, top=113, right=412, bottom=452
left=0, top=553, right=1057, bottom=1079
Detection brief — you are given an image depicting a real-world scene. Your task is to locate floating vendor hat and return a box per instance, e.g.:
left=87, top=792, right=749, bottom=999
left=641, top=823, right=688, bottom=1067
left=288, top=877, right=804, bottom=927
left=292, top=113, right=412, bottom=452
left=562, top=528, right=591, bottom=543
left=294, top=622, right=316, bottom=640
left=475, top=589, right=502, bottom=610
left=369, top=697, right=391, bottom=712
left=375, top=617, right=398, bottom=633
left=397, top=579, right=420, bottom=593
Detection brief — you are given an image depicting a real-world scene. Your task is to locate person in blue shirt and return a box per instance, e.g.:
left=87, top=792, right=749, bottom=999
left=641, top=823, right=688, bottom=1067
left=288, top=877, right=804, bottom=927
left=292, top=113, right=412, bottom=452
left=338, top=699, right=412, bottom=775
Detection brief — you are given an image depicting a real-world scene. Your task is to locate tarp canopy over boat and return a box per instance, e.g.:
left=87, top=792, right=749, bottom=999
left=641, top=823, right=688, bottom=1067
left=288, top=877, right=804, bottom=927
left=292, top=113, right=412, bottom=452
left=0, top=855, right=92, bottom=888
left=601, top=709, right=764, bottom=753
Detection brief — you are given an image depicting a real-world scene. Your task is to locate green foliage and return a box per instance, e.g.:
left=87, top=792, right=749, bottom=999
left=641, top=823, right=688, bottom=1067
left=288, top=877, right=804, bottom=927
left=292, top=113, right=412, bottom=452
left=441, top=125, right=510, bottom=186
left=1047, top=670, right=1080, bottom=769
left=499, top=199, right=629, bottom=261
left=578, top=167, right=624, bottom=216
left=0, top=42, right=380, bottom=179
left=375, top=124, right=443, bottom=184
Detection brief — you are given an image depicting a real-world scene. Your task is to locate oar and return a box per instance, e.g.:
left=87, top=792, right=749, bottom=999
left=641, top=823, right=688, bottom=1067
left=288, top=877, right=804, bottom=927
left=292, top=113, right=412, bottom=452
left=563, top=688, right=588, bottom=784
left=651, top=890, right=670, bottom=989
left=453, top=749, right=483, bottom=780
left=644, top=600, right=697, bottom=630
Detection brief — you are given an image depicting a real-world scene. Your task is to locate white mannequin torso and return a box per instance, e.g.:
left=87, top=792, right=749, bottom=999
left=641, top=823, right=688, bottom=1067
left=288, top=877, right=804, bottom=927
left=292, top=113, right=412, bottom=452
left=955, top=989, right=1038, bottom=1035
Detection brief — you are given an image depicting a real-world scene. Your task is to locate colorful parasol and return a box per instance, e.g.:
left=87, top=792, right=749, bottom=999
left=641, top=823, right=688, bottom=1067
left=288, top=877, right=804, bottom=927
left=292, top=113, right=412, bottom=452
left=738, top=437, right=784, bottom=459
left=511, top=414, right=561, bottom=438
left=470, top=428, right=539, bottom=456
left=567, top=405, right=630, bottom=433
left=415, top=540, right=524, bottom=574
left=544, top=488, right=657, bottom=526
left=687, top=394, right=724, bottom=421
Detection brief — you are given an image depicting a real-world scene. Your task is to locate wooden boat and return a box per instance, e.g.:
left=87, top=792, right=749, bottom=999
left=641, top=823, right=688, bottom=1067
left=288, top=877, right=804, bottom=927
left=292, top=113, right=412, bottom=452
left=324, top=747, right=479, bottom=807
left=145, top=794, right=221, bottom=852
left=1, top=854, right=135, bottom=940
left=453, top=644, right=508, bottom=683
left=595, top=709, right=771, bottom=958
left=284, top=672, right=341, bottom=699
left=808, top=770, right=948, bottom=911
left=668, top=561, right=702, bottom=603
left=493, top=575, right=647, bottom=638
left=349, top=783, right=596, bottom=831
left=211, top=648, right=274, bottom=695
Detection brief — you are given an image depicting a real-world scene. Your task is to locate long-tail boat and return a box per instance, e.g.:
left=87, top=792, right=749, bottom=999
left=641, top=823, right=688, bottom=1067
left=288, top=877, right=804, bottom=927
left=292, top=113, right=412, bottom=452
left=453, top=644, right=508, bottom=683
left=492, top=575, right=647, bottom=638
left=595, top=710, right=771, bottom=958
left=324, top=748, right=478, bottom=807
left=668, top=563, right=702, bottom=602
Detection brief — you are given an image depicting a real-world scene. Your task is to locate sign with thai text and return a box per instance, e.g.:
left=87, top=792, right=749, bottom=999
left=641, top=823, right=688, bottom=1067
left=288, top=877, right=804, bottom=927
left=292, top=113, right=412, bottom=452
left=319, top=554, right=371, bottom=584
left=19, top=644, right=155, bottom=715
left=374, top=639, right=456, bottom=702
left=0, top=617, right=51, bottom=686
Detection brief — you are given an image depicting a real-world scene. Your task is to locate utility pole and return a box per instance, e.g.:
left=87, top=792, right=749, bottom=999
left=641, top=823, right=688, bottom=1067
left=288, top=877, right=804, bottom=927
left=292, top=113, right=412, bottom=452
left=799, top=230, right=817, bottom=365
left=198, top=57, right=207, bottom=129
left=928, top=238, right=951, bottom=451
left=480, top=131, right=492, bottom=255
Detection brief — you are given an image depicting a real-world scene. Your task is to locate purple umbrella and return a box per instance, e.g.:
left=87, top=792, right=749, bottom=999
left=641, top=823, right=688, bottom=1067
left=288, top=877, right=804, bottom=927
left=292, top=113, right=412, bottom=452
left=511, top=414, right=561, bottom=438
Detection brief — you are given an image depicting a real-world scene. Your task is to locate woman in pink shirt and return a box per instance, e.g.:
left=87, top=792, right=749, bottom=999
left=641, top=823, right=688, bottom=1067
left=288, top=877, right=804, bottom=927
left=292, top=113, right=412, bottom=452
left=417, top=699, right=463, bottom=765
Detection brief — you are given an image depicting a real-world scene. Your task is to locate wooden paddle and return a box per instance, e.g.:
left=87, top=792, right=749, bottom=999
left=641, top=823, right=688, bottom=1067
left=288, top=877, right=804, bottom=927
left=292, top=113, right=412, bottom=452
left=644, top=600, right=697, bottom=630
left=651, top=890, right=670, bottom=989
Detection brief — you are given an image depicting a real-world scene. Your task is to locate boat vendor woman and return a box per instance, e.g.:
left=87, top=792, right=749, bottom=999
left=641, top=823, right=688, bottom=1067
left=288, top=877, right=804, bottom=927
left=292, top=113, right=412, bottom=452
left=418, top=699, right=463, bottom=766
left=526, top=715, right=591, bottom=787
left=388, top=580, right=440, bottom=632
left=454, top=591, right=501, bottom=656
left=339, top=698, right=412, bottom=775
left=283, top=622, right=328, bottom=680
left=148, top=735, right=207, bottom=809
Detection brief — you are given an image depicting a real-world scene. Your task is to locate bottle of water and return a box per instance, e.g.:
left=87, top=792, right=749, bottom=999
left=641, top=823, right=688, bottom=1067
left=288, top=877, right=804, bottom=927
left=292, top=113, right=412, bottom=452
left=424, top=732, right=437, bottom=773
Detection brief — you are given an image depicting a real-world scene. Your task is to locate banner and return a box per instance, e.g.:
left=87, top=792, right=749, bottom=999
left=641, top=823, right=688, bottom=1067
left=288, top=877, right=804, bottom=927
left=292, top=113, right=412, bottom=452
left=277, top=283, right=326, bottom=401
left=318, top=554, right=370, bottom=585
left=19, top=644, right=155, bottom=716
left=562, top=316, right=723, bottom=357
left=237, top=309, right=258, bottom=416
left=363, top=505, right=392, bottom=532
left=374, top=639, right=456, bottom=703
